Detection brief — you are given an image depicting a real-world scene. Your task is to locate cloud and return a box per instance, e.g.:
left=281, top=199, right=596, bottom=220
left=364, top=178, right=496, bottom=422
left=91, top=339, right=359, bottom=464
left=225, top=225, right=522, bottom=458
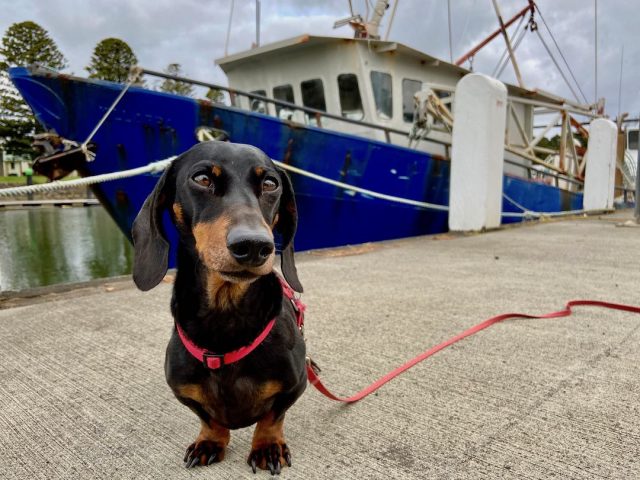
left=0, top=0, right=637, bottom=116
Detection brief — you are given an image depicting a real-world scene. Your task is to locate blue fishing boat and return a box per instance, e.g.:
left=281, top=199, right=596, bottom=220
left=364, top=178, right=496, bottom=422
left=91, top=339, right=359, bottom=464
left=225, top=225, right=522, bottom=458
left=8, top=1, right=591, bottom=256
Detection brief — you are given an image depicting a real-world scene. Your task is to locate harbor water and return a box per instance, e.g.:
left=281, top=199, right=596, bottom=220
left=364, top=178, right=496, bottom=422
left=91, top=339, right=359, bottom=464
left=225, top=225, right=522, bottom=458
left=0, top=206, right=133, bottom=292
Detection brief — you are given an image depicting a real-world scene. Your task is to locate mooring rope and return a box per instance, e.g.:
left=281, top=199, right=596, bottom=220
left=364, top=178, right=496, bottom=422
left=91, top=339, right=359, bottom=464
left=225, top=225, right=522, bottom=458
left=78, top=67, right=142, bottom=161
left=0, top=158, right=174, bottom=198
left=0, top=153, right=592, bottom=220
left=501, top=192, right=588, bottom=219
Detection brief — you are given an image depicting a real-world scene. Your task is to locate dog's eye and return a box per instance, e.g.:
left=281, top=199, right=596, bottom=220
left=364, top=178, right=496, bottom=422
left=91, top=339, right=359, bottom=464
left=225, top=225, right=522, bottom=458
left=262, top=176, right=279, bottom=192
left=192, top=173, right=213, bottom=188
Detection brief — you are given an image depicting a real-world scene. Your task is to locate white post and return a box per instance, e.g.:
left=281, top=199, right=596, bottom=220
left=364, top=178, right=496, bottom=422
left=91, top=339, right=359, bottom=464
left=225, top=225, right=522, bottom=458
left=584, top=118, right=617, bottom=211
left=449, top=73, right=507, bottom=231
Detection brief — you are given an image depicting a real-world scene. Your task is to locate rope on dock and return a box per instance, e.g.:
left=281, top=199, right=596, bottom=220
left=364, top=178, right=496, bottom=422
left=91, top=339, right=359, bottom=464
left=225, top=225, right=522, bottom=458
left=0, top=158, right=175, bottom=198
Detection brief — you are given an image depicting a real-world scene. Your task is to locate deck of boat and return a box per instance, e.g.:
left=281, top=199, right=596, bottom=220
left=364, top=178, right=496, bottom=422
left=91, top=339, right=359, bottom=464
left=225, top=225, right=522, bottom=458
left=1, top=211, right=639, bottom=479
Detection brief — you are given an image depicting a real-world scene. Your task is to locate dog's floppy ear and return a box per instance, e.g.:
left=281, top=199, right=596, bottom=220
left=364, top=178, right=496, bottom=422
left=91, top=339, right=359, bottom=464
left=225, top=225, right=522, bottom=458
left=275, top=167, right=303, bottom=293
left=132, top=164, right=175, bottom=291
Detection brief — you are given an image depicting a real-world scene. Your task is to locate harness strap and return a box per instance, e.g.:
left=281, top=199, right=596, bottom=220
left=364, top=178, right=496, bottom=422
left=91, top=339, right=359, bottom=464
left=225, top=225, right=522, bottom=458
left=176, top=318, right=276, bottom=369
left=175, top=275, right=304, bottom=370
left=306, top=299, right=640, bottom=403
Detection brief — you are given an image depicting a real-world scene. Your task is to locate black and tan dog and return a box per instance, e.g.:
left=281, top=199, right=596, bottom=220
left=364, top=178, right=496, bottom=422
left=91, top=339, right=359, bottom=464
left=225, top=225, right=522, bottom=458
left=131, top=141, right=307, bottom=474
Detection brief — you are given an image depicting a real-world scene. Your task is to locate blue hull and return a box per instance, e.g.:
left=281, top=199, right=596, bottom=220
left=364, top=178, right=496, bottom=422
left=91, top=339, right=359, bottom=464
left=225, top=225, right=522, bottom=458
left=9, top=67, right=582, bottom=255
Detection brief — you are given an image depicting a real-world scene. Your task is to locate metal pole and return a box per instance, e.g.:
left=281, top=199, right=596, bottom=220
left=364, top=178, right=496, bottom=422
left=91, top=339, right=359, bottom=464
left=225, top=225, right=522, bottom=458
left=384, top=0, right=399, bottom=40
left=447, top=0, right=453, bottom=63
left=224, top=0, right=235, bottom=56
left=594, top=0, right=598, bottom=103
left=256, top=0, right=261, bottom=47
left=635, top=122, right=640, bottom=222
left=491, top=0, right=525, bottom=88
left=617, top=45, right=624, bottom=118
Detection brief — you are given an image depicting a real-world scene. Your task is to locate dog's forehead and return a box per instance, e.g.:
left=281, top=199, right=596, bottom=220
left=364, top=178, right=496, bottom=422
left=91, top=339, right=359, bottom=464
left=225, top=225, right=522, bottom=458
left=182, top=142, right=272, bottom=170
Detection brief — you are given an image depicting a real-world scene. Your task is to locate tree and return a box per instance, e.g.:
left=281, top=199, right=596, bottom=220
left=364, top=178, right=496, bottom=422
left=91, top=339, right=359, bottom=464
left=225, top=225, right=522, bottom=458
left=158, top=63, right=194, bottom=97
left=0, top=21, right=67, bottom=157
left=86, top=38, right=138, bottom=83
left=0, top=21, right=67, bottom=70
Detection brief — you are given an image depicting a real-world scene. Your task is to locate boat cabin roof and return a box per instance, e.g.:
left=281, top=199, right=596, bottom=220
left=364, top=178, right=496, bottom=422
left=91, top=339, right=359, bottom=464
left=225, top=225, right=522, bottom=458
left=215, top=34, right=569, bottom=105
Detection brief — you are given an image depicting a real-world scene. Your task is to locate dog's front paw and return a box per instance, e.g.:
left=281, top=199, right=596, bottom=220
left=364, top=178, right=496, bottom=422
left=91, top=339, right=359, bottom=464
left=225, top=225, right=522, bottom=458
left=247, top=441, right=291, bottom=475
left=184, top=440, right=226, bottom=468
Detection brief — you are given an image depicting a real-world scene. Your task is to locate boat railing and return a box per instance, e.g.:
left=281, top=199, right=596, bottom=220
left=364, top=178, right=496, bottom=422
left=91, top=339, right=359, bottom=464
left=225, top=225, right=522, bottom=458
left=140, top=68, right=637, bottom=200
left=140, top=68, right=428, bottom=146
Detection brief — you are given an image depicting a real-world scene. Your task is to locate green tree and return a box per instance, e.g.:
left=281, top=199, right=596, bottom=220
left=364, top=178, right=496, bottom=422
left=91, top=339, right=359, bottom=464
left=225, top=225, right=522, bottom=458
left=0, top=21, right=67, bottom=157
left=158, top=63, right=194, bottom=97
left=86, top=38, right=138, bottom=83
left=0, top=21, right=67, bottom=70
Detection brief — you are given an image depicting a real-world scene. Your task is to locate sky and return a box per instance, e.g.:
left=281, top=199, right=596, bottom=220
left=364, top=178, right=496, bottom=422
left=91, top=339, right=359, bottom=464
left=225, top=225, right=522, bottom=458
left=0, top=0, right=638, bottom=119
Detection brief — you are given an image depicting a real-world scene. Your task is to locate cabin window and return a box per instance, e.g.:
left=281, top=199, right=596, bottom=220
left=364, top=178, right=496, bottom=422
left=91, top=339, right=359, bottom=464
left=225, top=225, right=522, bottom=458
left=337, top=74, right=364, bottom=120
left=301, top=78, right=326, bottom=126
left=402, top=79, right=422, bottom=123
left=301, top=79, right=326, bottom=111
left=273, top=84, right=295, bottom=120
left=249, top=90, right=267, bottom=114
left=370, top=71, right=392, bottom=120
left=628, top=130, right=639, bottom=150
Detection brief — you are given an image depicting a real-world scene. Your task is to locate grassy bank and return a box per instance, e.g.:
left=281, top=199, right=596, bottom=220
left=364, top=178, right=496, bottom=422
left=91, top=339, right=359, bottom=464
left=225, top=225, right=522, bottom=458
left=0, top=175, right=49, bottom=184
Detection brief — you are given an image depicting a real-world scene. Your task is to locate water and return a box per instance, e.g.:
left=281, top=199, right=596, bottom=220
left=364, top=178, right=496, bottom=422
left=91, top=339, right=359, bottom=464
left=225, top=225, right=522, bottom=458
left=0, top=207, right=133, bottom=292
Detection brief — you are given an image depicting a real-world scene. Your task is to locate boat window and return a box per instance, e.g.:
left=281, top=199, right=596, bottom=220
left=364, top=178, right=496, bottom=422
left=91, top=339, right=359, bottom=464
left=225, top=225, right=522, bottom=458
left=628, top=130, right=639, bottom=150
left=301, top=78, right=326, bottom=126
left=301, top=79, right=326, bottom=111
left=370, top=71, right=392, bottom=120
left=273, top=84, right=295, bottom=120
left=337, top=74, right=364, bottom=120
left=402, top=79, right=422, bottom=123
left=249, top=90, right=267, bottom=114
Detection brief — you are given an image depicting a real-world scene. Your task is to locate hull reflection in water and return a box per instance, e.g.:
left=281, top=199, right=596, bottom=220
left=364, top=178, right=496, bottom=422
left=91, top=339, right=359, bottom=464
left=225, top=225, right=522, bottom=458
left=0, top=207, right=133, bottom=292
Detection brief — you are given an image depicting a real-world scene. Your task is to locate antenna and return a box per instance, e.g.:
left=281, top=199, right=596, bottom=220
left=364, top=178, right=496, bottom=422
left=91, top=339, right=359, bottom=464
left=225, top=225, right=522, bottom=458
left=224, top=0, right=235, bottom=57
left=255, top=0, right=261, bottom=48
left=617, top=45, right=624, bottom=118
left=447, top=0, right=453, bottom=62
left=594, top=0, right=598, bottom=103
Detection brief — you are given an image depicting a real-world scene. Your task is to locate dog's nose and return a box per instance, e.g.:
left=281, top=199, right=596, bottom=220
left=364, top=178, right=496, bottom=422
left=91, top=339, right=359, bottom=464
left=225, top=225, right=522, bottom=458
left=227, top=228, right=274, bottom=267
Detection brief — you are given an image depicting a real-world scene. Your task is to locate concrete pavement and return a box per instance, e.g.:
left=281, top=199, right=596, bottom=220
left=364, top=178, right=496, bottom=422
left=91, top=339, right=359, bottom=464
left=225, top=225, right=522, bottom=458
left=1, top=211, right=639, bottom=479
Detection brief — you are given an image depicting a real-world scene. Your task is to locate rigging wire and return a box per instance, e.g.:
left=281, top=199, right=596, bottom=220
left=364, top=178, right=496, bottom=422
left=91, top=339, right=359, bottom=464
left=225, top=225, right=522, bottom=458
left=535, top=28, right=581, bottom=103
left=495, top=19, right=528, bottom=78
left=535, top=5, right=589, bottom=104
left=456, top=0, right=479, bottom=54
left=491, top=14, right=526, bottom=78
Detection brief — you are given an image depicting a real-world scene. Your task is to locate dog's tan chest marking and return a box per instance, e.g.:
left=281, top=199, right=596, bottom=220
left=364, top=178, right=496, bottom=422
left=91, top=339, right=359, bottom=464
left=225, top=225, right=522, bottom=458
left=205, top=272, right=250, bottom=310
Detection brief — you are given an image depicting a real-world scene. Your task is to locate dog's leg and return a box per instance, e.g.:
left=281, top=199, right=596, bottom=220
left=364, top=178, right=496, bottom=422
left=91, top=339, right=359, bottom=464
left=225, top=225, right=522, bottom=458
left=176, top=387, right=230, bottom=468
left=183, top=417, right=230, bottom=468
left=247, top=410, right=291, bottom=475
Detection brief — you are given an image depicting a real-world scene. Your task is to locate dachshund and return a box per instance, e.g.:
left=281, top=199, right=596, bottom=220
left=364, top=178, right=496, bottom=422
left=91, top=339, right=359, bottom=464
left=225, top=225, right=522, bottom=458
left=131, top=141, right=307, bottom=475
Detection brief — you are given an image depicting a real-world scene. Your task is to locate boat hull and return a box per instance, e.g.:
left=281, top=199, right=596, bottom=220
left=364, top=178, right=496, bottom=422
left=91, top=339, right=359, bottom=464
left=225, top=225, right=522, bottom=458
left=9, top=67, right=582, bottom=257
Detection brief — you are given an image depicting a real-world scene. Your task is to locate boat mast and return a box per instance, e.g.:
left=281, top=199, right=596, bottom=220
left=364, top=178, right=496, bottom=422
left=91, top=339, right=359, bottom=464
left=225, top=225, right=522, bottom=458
left=491, top=0, right=525, bottom=88
left=335, top=0, right=389, bottom=39
left=455, top=1, right=535, bottom=66
left=366, top=0, right=389, bottom=39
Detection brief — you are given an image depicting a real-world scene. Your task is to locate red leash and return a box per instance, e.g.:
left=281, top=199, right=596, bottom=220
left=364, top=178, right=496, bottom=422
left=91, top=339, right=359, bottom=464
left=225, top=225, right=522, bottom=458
left=306, top=300, right=640, bottom=403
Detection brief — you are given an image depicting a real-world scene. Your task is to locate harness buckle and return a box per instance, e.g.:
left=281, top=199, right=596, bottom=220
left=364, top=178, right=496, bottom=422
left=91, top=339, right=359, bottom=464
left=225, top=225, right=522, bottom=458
left=202, top=352, right=225, bottom=369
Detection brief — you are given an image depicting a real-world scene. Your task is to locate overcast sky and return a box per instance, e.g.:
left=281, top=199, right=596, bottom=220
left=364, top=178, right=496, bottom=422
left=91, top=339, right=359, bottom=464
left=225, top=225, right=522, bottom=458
left=1, top=0, right=638, bottom=119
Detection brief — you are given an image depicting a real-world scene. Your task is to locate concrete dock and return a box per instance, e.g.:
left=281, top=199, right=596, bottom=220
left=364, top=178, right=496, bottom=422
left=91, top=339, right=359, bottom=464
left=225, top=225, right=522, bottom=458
left=1, top=211, right=639, bottom=479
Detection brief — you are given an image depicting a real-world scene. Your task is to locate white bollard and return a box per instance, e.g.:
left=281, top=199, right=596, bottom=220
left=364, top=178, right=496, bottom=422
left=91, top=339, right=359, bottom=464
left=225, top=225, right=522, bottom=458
left=584, top=118, right=617, bottom=211
left=449, top=74, right=507, bottom=231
